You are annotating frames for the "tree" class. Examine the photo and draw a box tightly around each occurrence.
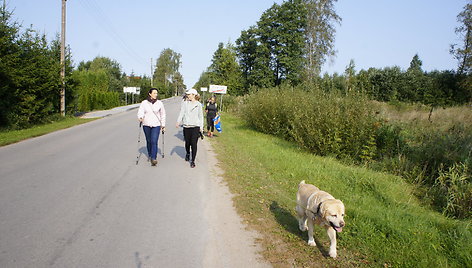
[0,4,21,127]
[450,2,472,102]
[402,54,426,102]
[344,59,356,93]
[235,27,258,89]
[235,0,307,90]
[257,0,307,86]
[303,0,341,81]
[153,48,182,98]
[77,56,123,92]
[451,2,472,75]
[207,42,244,95]
[194,71,212,92]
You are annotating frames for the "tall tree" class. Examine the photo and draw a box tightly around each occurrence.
[257,0,307,86]
[207,42,243,95]
[408,54,423,73]
[236,0,307,89]
[77,56,123,92]
[0,4,21,127]
[303,0,341,81]
[235,27,258,89]
[403,54,426,102]
[344,59,356,93]
[153,48,182,97]
[450,2,472,75]
[450,2,472,102]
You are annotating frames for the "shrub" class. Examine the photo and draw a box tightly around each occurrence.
[242,86,378,161]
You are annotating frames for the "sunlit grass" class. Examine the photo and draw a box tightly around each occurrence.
[210,113,471,267]
[0,117,96,146]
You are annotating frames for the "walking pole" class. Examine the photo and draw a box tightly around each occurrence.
[135,122,142,165]
[161,128,165,158]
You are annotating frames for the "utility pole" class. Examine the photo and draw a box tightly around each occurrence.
[150,58,153,87]
[60,0,67,116]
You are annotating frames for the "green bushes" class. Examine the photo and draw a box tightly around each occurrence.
[240,85,472,218]
[242,86,378,161]
[77,91,120,112]
[73,69,120,112]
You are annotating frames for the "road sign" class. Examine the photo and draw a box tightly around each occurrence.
[209,85,227,94]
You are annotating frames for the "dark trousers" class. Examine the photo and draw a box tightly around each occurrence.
[183,127,200,162]
[206,116,215,132]
[143,126,161,160]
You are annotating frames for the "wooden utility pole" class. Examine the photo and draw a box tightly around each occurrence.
[60,0,67,116]
[150,58,153,87]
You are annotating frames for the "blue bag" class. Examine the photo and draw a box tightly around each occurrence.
[213,114,222,133]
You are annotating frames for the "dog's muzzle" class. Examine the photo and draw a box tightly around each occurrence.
[330,221,345,232]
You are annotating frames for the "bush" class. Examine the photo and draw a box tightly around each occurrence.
[242,86,378,161]
[77,91,120,112]
[240,86,472,218]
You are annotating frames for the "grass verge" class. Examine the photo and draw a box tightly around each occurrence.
[0,117,96,146]
[210,113,471,267]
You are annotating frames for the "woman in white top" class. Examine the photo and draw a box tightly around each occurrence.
[137,88,166,166]
[175,88,203,168]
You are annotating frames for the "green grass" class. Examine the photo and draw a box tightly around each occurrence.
[0,117,96,146]
[210,113,472,267]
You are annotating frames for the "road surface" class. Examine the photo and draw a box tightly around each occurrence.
[0,97,270,268]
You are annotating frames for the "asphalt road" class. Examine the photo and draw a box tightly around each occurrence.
[0,97,270,268]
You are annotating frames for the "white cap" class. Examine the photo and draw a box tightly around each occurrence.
[186,88,198,95]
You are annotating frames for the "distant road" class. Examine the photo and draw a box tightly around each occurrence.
[0,97,270,267]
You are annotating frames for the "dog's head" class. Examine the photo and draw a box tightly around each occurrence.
[321,199,345,232]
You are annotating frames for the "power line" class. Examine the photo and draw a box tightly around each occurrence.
[78,0,147,71]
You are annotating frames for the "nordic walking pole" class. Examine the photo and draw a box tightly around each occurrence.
[161,128,165,158]
[135,122,142,165]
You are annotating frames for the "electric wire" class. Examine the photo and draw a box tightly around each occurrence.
[77,0,148,72]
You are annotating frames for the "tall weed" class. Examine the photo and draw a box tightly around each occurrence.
[432,163,472,218]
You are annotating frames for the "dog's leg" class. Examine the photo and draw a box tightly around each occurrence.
[295,205,308,231]
[307,218,316,246]
[327,227,337,258]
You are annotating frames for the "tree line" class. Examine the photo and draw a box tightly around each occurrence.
[195,0,471,106]
[0,4,184,130]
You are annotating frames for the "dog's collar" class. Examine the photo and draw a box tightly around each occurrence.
[306,193,323,219]
[316,202,323,216]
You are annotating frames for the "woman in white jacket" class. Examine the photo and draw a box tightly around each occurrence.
[137,88,166,166]
[175,88,203,168]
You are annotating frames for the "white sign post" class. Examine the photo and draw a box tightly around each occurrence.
[123,87,140,104]
[201,87,208,104]
[209,84,227,111]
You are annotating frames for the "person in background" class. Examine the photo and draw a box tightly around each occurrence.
[137,88,166,166]
[205,96,218,137]
[175,88,204,168]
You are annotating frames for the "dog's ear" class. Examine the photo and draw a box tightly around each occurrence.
[320,203,329,220]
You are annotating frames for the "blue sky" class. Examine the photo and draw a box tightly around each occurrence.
[9,0,467,88]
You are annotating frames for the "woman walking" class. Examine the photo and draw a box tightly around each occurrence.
[176,88,204,168]
[137,88,166,166]
[205,96,218,137]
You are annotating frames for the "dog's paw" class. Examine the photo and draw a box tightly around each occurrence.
[329,250,337,258]
[307,239,316,247]
[299,224,307,232]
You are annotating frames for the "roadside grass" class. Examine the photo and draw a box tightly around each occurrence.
[0,117,96,146]
[210,113,471,267]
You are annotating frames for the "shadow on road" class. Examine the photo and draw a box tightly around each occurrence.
[170,145,186,159]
